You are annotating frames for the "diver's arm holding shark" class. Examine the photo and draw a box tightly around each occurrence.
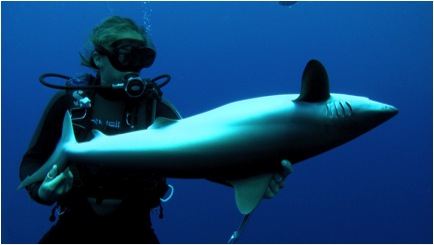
[38,165,73,203]
[19,91,70,205]
[264,160,292,198]
[37,160,292,204]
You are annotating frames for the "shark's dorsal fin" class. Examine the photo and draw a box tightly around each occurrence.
[296,59,330,102]
[148,117,178,129]
[228,173,274,215]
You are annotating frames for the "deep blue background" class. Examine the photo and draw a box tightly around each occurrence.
[2,1,432,244]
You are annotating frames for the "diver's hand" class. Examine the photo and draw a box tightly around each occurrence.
[264,160,293,199]
[38,165,73,203]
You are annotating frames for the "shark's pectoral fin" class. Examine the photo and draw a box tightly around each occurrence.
[228,173,274,215]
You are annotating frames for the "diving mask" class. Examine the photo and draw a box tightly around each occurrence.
[99,39,156,72]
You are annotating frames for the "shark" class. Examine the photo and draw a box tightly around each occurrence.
[18,59,398,214]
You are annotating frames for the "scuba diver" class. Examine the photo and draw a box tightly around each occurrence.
[19,16,292,243]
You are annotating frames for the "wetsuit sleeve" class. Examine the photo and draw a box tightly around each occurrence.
[19,91,70,205]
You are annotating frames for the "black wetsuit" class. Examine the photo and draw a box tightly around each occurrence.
[19,79,181,244]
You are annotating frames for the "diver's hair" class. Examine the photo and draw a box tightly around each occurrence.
[80,16,148,69]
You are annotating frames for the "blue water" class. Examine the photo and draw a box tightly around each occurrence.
[2,1,432,243]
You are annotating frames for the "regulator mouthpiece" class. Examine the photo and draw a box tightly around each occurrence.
[112,74,147,98]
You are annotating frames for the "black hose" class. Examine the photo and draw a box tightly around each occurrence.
[39,73,171,90]
[151,74,171,88]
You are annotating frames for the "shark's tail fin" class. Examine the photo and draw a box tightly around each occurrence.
[17,111,76,190]
[59,110,77,149]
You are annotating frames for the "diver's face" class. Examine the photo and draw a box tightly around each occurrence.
[94,31,145,86]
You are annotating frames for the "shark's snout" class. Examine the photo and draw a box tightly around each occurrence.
[381,104,399,120]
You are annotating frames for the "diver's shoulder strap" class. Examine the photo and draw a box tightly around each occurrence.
[65,74,98,142]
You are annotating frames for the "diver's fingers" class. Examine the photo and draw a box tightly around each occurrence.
[62,167,73,179]
[38,167,72,202]
[271,160,291,188]
[43,165,58,183]
[264,186,275,199]
[264,160,292,199]
[264,177,285,199]
[264,184,279,199]
[62,167,74,191]
[54,167,74,186]
[280,159,293,178]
